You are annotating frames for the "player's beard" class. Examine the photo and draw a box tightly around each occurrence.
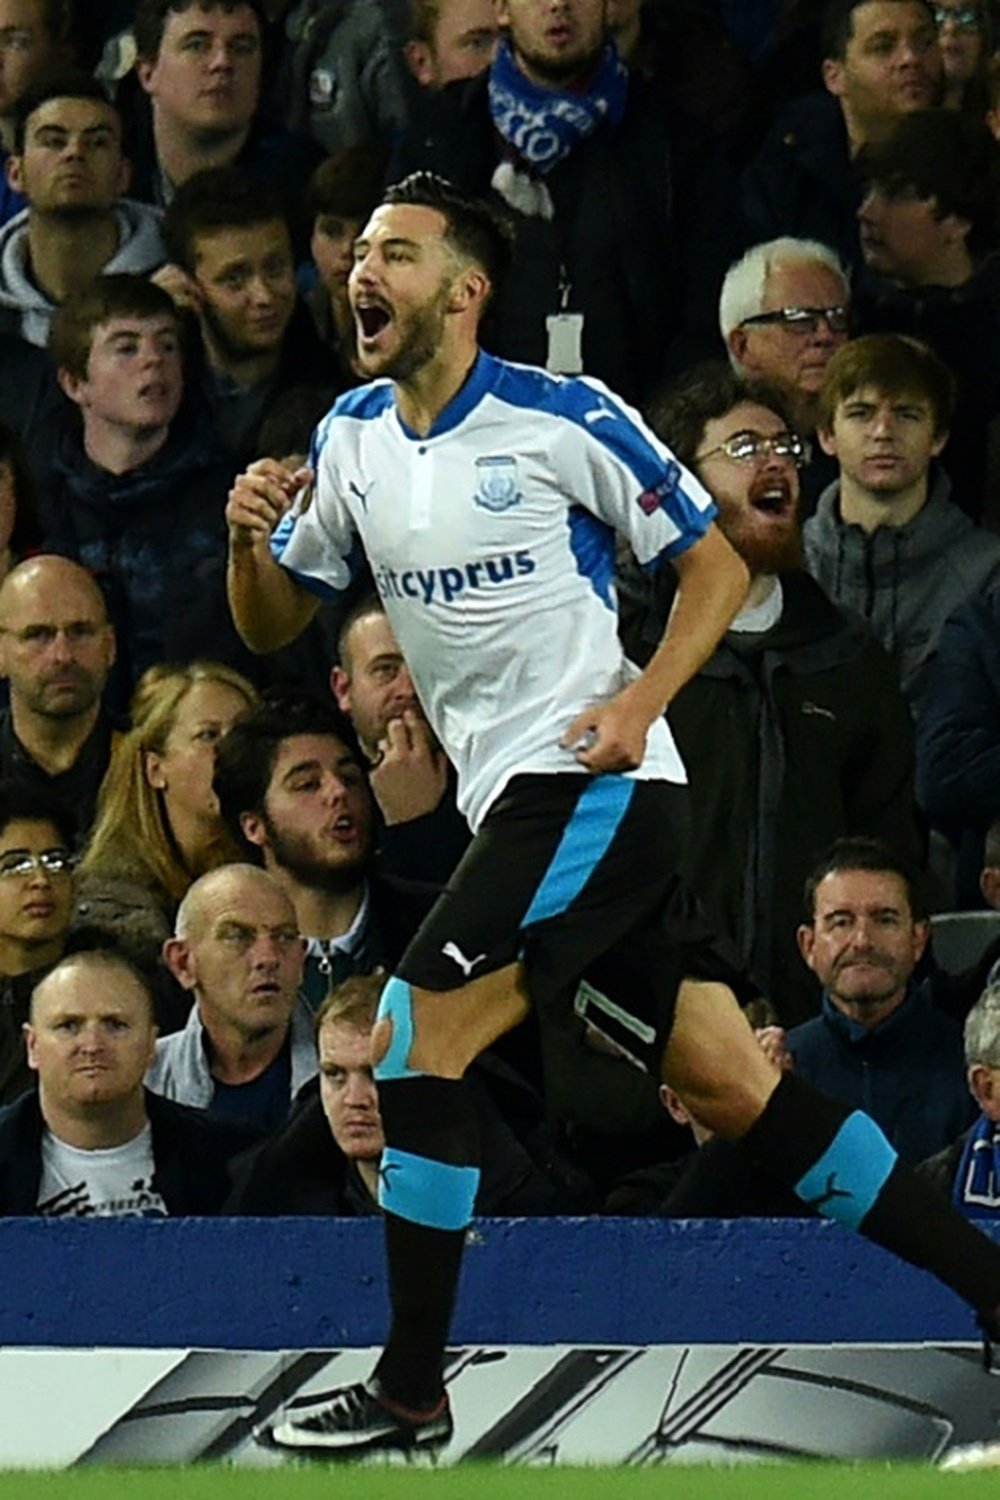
[358,284,450,383]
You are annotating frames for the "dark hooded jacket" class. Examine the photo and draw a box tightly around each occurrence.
[664,570,923,1025]
[803,470,1000,722]
[35,409,254,703]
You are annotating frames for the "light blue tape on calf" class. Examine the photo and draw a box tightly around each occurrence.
[794,1110,898,1230]
[378,1146,480,1230]
[373,975,424,1082]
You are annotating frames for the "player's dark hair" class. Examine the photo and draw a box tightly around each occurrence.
[213,690,363,853]
[133,0,265,62]
[647,361,796,469]
[12,70,118,154]
[162,166,287,274]
[802,836,929,922]
[382,172,515,304]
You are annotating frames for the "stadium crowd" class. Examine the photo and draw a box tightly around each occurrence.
[1,0,1000,1228]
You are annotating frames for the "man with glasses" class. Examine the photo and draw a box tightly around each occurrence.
[0,781,74,1106]
[0,554,117,842]
[721,237,850,510]
[625,363,922,1026]
[931,1,990,110]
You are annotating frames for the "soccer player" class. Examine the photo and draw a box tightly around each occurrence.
[226,172,1000,1458]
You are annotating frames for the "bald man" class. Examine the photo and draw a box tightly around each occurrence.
[150,863,315,1132]
[0,553,117,840]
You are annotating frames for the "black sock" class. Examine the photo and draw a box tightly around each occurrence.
[742,1073,1000,1317]
[372,1075,480,1409]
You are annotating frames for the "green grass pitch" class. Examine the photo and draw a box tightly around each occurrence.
[0,1465,996,1500]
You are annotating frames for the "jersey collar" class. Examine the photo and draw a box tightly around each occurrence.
[395,349,498,441]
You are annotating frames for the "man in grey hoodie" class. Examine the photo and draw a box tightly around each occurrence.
[804,333,1000,720]
[0,73,164,346]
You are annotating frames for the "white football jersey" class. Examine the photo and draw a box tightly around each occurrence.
[273,352,718,830]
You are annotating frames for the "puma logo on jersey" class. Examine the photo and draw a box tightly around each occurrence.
[349,479,374,511]
[442,941,487,979]
[584,408,615,426]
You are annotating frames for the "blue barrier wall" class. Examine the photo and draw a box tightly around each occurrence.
[0,1217,995,1349]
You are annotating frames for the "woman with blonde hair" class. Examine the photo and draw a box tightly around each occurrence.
[74,661,259,982]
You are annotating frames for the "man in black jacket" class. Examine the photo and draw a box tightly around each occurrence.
[392,0,738,404]
[0,947,255,1215]
[623,363,924,1023]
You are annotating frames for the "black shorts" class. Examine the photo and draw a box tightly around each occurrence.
[395,772,739,1073]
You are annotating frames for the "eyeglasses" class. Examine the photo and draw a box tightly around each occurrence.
[0,850,75,880]
[695,431,812,468]
[931,5,983,29]
[740,305,849,336]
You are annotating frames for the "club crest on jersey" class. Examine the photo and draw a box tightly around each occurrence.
[637,460,681,516]
[474,455,522,513]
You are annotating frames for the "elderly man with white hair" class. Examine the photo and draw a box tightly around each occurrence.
[720,237,850,435]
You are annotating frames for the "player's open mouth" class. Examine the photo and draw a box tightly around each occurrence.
[356,304,391,340]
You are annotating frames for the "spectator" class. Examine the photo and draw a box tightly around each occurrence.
[788,836,975,1163]
[41,274,252,693]
[331,593,469,885]
[921,981,1000,1216]
[853,108,1000,519]
[0,554,117,840]
[932,0,992,113]
[402,0,500,91]
[804,333,1000,718]
[129,0,323,217]
[0,948,256,1215]
[76,661,258,969]
[159,167,333,461]
[227,971,596,1214]
[393,0,739,403]
[628,364,923,1024]
[150,863,315,1130]
[0,0,77,227]
[916,585,1000,904]
[0,419,41,578]
[268,0,407,155]
[0,74,165,346]
[0,782,74,1105]
[303,143,387,378]
[742,0,943,277]
[214,692,434,1008]
[720,236,849,509]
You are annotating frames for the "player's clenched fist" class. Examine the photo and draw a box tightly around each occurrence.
[226,458,312,549]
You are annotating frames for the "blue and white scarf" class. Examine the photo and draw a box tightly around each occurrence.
[487,37,628,219]
[953,1114,1000,1217]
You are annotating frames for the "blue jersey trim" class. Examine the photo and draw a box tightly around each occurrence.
[567,505,615,609]
[310,382,395,466]
[271,514,363,601]
[523,776,634,926]
[396,349,497,441]
[378,1147,480,1230]
[795,1111,897,1230]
